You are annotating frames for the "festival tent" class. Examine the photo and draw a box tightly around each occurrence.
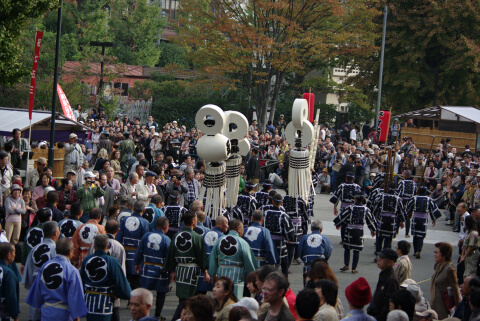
[0,107,93,143]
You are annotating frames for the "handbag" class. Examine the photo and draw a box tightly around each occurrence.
[441,289,455,311]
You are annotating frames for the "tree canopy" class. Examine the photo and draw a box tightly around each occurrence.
[172,0,378,130]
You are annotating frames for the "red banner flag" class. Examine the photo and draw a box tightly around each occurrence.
[28,31,44,120]
[57,84,75,120]
[375,110,391,143]
[302,93,315,123]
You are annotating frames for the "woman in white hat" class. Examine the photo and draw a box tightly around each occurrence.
[4,184,25,245]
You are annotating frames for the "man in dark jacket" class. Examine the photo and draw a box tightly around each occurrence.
[246,148,260,192]
[337,154,356,188]
[367,248,400,321]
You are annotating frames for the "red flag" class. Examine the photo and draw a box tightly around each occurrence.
[375,110,391,143]
[302,93,315,123]
[28,31,44,120]
[57,84,75,120]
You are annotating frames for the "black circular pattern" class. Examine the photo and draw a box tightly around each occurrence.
[42,262,63,290]
[33,244,51,268]
[85,256,107,282]
[26,228,44,248]
[219,236,238,256]
[60,220,76,238]
[175,232,193,252]
[143,208,155,224]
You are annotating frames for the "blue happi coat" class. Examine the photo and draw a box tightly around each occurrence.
[0,259,21,320]
[115,212,153,275]
[298,230,333,274]
[208,230,258,299]
[26,254,88,321]
[80,250,131,321]
[197,227,224,292]
[145,204,165,230]
[134,229,171,293]
[58,218,82,239]
[243,222,279,265]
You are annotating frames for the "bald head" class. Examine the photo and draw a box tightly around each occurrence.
[191,200,203,212]
[215,216,229,233]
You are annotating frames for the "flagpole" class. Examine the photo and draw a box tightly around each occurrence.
[25,119,32,182]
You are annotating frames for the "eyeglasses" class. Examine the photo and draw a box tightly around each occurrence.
[262,287,274,293]
[433,250,440,254]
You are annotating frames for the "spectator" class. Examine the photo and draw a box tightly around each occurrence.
[296,289,320,321]
[258,271,295,321]
[342,277,373,321]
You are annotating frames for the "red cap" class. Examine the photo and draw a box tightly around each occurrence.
[345,277,372,306]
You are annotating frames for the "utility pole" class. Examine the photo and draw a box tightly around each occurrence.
[375,6,388,131]
[89,41,118,97]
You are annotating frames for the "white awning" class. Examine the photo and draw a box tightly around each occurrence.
[440,106,480,124]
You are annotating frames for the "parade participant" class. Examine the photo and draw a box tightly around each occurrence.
[23,222,59,321]
[77,171,105,223]
[196,216,228,294]
[393,240,412,285]
[0,243,21,321]
[134,217,171,319]
[405,186,441,259]
[373,183,406,260]
[117,198,135,223]
[145,194,165,230]
[193,211,210,237]
[341,277,373,321]
[161,190,187,239]
[243,210,279,267]
[330,172,361,243]
[116,200,153,290]
[43,190,64,222]
[20,207,53,275]
[335,193,377,274]
[86,219,126,321]
[129,288,157,321]
[263,194,295,278]
[237,181,259,226]
[283,190,309,266]
[396,170,418,238]
[258,271,295,321]
[209,219,258,299]
[298,220,333,277]
[64,133,84,177]
[366,181,384,212]
[72,208,106,268]
[254,180,274,208]
[119,130,136,173]
[80,234,132,321]
[118,173,140,209]
[367,249,400,321]
[165,210,209,321]
[191,199,213,229]
[26,238,88,321]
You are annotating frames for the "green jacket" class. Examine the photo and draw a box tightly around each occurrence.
[76,183,104,213]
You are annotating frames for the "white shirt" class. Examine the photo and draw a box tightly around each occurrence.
[350,129,357,141]
[460,212,471,239]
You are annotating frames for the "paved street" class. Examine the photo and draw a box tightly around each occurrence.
[17,192,460,320]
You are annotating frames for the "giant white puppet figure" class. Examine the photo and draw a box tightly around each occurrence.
[285,99,314,202]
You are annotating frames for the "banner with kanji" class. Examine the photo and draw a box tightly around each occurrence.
[57,84,75,120]
[375,110,391,143]
[28,31,44,120]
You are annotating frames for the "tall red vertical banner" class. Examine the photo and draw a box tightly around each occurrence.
[302,93,315,123]
[28,31,44,120]
[57,84,75,120]
[375,110,391,143]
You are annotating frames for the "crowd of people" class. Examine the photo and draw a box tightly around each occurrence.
[0,109,478,321]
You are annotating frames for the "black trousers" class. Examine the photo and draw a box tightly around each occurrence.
[155,291,166,317]
[344,249,360,270]
[375,235,392,253]
[405,217,411,236]
[413,236,424,253]
[111,307,120,321]
[127,274,140,290]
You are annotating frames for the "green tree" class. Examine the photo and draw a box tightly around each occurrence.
[351,0,480,113]
[0,0,58,86]
[173,0,378,131]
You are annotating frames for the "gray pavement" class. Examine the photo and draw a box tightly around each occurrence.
[16,191,460,320]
